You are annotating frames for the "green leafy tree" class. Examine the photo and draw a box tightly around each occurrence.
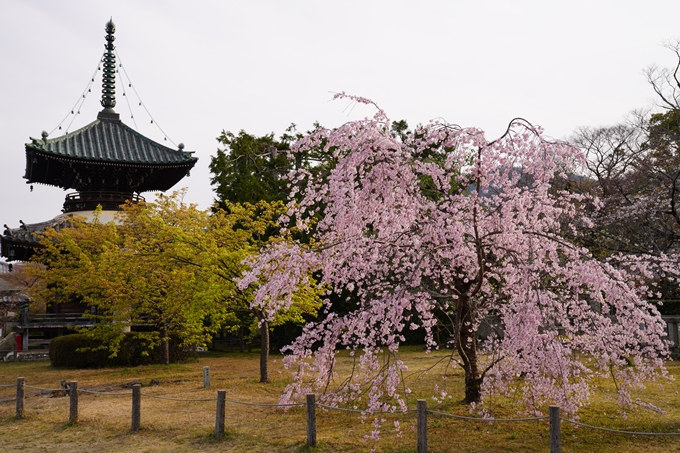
[210,129,294,205]
[28,201,214,364]
[210,124,339,206]
[196,200,322,382]
[209,125,335,375]
[28,193,320,374]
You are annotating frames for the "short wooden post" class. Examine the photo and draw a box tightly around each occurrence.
[203,366,210,388]
[215,390,226,438]
[131,383,141,431]
[417,399,427,453]
[69,381,78,424]
[549,406,561,453]
[15,377,24,419]
[306,393,317,447]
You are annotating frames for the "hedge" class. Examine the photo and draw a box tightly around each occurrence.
[49,332,167,368]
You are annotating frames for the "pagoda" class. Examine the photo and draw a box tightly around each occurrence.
[1,20,198,262]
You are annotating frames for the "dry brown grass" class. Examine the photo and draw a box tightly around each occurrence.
[0,348,678,453]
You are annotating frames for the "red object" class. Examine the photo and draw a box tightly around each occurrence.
[15,334,22,352]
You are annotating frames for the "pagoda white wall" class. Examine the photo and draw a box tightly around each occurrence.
[63,209,121,224]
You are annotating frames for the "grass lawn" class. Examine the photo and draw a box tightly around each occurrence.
[0,347,678,453]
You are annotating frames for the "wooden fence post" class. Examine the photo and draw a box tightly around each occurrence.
[306,393,317,447]
[215,390,226,438]
[550,406,561,453]
[69,381,78,424]
[15,377,24,419]
[417,399,427,453]
[131,383,141,431]
[203,366,210,388]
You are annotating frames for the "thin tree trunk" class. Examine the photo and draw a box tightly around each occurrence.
[239,327,245,353]
[455,295,481,404]
[161,322,170,365]
[259,320,270,383]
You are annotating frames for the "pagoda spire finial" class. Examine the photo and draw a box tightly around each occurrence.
[100,18,116,110]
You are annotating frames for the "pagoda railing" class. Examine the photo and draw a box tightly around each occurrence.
[62,191,145,213]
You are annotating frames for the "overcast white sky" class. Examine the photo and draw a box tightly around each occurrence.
[2,0,680,231]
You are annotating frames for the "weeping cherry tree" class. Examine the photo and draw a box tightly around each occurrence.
[239,94,671,418]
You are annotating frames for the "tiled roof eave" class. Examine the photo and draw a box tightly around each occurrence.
[25,118,198,166]
[26,146,197,168]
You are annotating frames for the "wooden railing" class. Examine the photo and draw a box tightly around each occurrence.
[62,191,145,213]
[18,313,95,328]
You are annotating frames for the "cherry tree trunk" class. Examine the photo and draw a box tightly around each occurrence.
[455,295,481,404]
[260,320,270,383]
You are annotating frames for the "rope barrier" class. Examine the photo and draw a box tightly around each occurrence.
[222,396,303,407]
[0,382,297,406]
[24,385,63,392]
[317,403,415,414]
[2,380,679,438]
[317,403,366,413]
[78,389,132,396]
[429,409,548,422]
[139,393,216,402]
[563,418,680,436]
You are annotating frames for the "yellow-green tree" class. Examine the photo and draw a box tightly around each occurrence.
[29,192,321,373]
[110,194,214,364]
[191,200,321,381]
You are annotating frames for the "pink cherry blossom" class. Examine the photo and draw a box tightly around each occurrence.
[239,94,671,422]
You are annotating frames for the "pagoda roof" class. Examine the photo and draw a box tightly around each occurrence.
[26,114,197,167]
[24,114,198,193]
[23,19,197,193]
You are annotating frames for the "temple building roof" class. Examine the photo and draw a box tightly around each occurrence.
[21,18,197,194]
[2,217,73,262]
[27,118,196,166]
[0,278,30,305]
[25,117,197,192]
